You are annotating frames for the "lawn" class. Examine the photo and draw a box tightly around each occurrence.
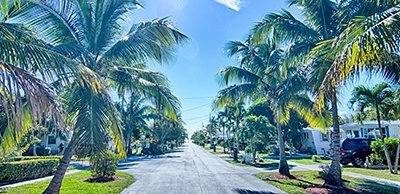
[288,158,332,165]
[2,171,134,194]
[343,167,400,182]
[225,158,279,169]
[255,170,399,194]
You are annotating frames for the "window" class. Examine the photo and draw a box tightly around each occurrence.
[48,135,56,145]
[353,131,360,138]
[303,132,309,139]
[321,133,328,141]
[345,130,353,138]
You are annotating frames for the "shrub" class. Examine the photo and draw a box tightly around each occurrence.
[371,138,399,164]
[318,164,330,179]
[12,156,62,162]
[90,151,120,179]
[312,155,322,162]
[0,159,60,183]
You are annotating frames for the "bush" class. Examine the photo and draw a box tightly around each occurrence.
[318,164,330,179]
[12,156,62,162]
[22,146,52,156]
[0,159,60,183]
[371,138,399,164]
[90,151,120,179]
[312,155,322,162]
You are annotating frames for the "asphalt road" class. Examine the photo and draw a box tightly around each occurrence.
[119,142,285,194]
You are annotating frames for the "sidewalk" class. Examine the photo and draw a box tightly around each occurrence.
[0,170,81,191]
[284,160,400,189]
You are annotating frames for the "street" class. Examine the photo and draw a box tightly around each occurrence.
[120,142,286,194]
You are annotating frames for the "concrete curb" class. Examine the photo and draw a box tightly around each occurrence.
[0,170,81,191]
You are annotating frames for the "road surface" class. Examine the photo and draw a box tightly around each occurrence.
[120,142,285,194]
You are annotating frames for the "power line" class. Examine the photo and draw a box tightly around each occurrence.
[180,96,215,100]
[184,114,209,121]
[182,102,212,112]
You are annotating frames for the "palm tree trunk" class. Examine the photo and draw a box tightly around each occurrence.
[394,141,400,174]
[33,143,37,156]
[324,91,343,188]
[376,106,394,173]
[223,127,226,153]
[277,120,290,175]
[42,137,77,194]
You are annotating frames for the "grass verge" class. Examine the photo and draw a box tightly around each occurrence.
[255,170,399,194]
[2,171,134,194]
[288,158,331,165]
[343,167,400,182]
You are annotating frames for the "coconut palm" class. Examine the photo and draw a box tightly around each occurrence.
[349,82,394,173]
[5,1,187,193]
[0,2,83,158]
[214,37,328,175]
[116,94,152,154]
[251,0,400,187]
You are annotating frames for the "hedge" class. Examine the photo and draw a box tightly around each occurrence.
[371,138,400,165]
[0,159,60,184]
[11,156,62,162]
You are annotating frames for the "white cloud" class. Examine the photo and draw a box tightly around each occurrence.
[215,0,244,11]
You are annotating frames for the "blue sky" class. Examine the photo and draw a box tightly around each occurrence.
[133,0,385,135]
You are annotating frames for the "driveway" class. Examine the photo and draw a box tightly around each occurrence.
[120,142,285,194]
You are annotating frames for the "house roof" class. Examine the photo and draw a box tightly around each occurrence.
[340,120,400,128]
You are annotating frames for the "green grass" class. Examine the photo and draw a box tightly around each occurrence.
[225,158,279,169]
[344,167,400,182]
[288,158,331,165]
[2,171,134,194]
[255,170,399,194]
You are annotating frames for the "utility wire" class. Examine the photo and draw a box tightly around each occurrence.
[182,102,212,112]
[180,96,215,100]
[184,114,209,121]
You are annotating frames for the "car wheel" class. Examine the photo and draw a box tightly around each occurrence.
[351,156,365,167]
[340,160,350,165]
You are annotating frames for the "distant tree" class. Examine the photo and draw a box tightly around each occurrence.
[349,82,395,173]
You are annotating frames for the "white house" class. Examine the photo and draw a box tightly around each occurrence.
[39,131,72,154]
[340,120,400,140]
[301,127,331,155]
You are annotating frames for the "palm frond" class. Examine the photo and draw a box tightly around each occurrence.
[213,84,260,110]
[66,84,125,157]
[216,66,263,87]
[9,0,87,45]
[100,18,188,66]
[252,10,320,44]
[287,0,338,39]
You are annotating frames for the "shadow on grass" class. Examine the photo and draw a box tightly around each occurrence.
[234,188,277,194]
[355,180,400,193]
[69,162,90,170]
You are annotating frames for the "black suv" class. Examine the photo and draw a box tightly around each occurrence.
[340,138,374,167]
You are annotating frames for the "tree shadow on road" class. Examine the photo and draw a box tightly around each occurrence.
[117,162,139,170]
[234,188,279,194]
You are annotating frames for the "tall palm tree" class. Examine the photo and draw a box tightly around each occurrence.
[214,37,328,175]
[251,0,400,187]
[251,0,343,185]
[116,94,152,154]
[0,2,82,158]
[217,108,230,153]
[6,1,187,193]
[349,82,394,173]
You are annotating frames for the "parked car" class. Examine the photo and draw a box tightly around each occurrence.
[340,138,374,167]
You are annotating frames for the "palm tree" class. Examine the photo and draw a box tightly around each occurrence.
[251,0,343,185]
[116,94,152,154]
[0,2,81,158]
[251,0,400,187]
[349,82,394,173]
[217,108,230,153]
[214,37,328,175]
[5,1,187,193]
